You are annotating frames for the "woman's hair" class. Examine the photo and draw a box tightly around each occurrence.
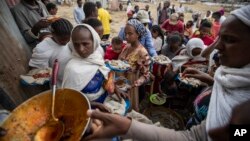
[83,2,97,17]
[178,12,184,17]
[166,32,182,45]
[212,11,221,21]
[200,19,212,29]
[46,3,56,12]
[151,25,164,46]
[111,36,123,45]
[96,1,102,8]
[186,20,194,27]
[83,18,102,29]
[50,18,73,36]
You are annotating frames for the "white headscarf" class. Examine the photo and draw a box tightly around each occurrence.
[186,38,206,61]
[206,5,250,138]
[62,24,109,100]
[172,38,206,71]
[231,5,250,27]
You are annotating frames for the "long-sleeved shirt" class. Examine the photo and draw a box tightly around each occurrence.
[11,0,49,47]
[29,37,72,87]
[161,20,184,35]
[124,120,208,141]
[73,5,85,24]
[118,27,157,57]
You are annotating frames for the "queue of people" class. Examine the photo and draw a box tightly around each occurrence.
[4,0,250,140]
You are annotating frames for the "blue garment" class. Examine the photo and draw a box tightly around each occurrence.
[81,71,131,114]
[74,5,85,24]
[81,71,107,103]
[81,71,105,94]
[118,27,157,57]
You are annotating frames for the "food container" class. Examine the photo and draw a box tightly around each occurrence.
[105,60,131,72]
[0,88,91,141]
[149,93,167,105]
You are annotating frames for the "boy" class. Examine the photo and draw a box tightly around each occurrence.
[46,3,58,15]
[104,37,126,60]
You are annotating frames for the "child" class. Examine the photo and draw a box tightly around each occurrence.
[46,3,58,15]
[184,20,194,40]
[29,18,73,87]
[104,36,126,60]
[151,25,164,54]
[161,33,184,59]
[211,11,221,38]
[83,18,104,39]
[192,20,214,46]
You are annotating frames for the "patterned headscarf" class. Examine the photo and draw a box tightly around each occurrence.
[127,19,147,37]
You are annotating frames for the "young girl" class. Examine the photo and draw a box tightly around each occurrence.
[29,18,73,87]
[152,33,184,93]
[184,20,194,40]
[192,20,214,46]
[161,33,184,59]
[118,19,151,111]
[211,11,221,38]
[151,25,164,54]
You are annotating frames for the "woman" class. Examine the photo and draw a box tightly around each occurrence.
[29,18,73,87]
[118,19,151,112]
[83,6,250,141]
[62,24,127,114]
[171,38,207,72]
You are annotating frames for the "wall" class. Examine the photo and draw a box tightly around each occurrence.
[0,0,32,110]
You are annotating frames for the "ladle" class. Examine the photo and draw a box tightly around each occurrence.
[34,59,64,141]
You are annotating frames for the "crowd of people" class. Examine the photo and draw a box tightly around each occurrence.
[2,0,250,140]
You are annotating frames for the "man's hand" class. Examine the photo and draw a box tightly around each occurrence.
[114,86,129,101]
[91,102,111,113]
[82,110,132,141]
[31,19,51,36]
[183,68,214,86]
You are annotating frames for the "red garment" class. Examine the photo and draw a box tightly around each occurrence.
[192,34,214,46]
[104,43,126,60]
[161,20,184,34]
[211,21,221,38]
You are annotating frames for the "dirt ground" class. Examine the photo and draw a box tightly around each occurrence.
[57,0,223,39]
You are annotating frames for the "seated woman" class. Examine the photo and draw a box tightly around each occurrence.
[62,24,128,115]
[29,18,73,87]
[118,19,151,112]
[172,38,207,73]
[158,38,208,102]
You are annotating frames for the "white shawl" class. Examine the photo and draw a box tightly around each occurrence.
[62,24,110,101]
[206,64,250,131]
[29,37,72,87]
[206,5,250,133]
[172,38,206,71]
